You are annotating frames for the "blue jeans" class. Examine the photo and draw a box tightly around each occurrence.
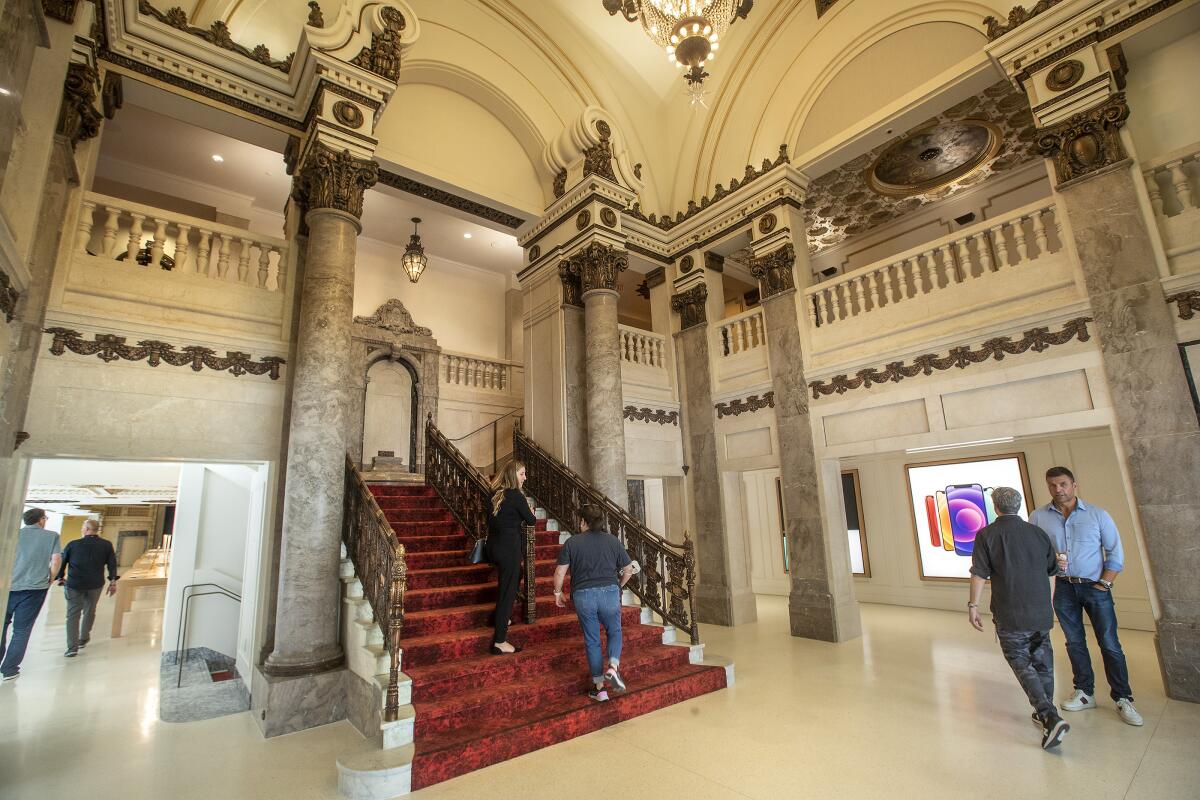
[1053,580,1132,701]
[573,584,623,681]
[1,589,49,677]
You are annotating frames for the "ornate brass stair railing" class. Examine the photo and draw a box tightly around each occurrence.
[342,455,407,722]
[513,424,700,645]
[425,415,537,624]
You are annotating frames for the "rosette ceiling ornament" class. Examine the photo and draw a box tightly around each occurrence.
[602,1,752,92]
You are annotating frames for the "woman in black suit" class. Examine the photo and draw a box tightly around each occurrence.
[487,459,535,654]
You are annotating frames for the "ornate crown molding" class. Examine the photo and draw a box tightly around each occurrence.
[349,5,406,81]
[671,283,708,330]
[43,0,82,23]
[137,1,293,72]
[293,144,379,218]
[57,62,103,148]
[982,0,1066,41]
[0,269,20,323]
[560,242,629,295]
[45,327,286,379]
[1167,290,1200,320]
[1037,93,1129,186]
[750,243,796,300]
[715,391,774,419]
[354,298,432,337]
[623,406,679,426]
[809,317,1092,399]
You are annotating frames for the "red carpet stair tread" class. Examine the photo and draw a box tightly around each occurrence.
[367,483,727,791]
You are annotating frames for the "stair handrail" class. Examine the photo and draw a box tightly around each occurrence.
[343,454,407,723]
[513,422,700,645]
[446,409,525,477]
[425,414,538,623]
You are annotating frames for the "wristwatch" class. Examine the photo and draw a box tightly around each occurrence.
[967,602,979,609]
[1097,579,1113,590]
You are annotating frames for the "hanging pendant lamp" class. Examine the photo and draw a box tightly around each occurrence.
[402,217,428,283]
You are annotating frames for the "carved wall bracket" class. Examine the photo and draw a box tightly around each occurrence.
[1037,93,1129,186]
[44,327,286,379]
[0,269,20,323]
[1167,290,1200,320]
[349,6,406,81]
[559,242,628,294]
[750,243,796,300]
[715,391,775,419]
[809,317,1092,398]
[57,62,103,148]
[137,1,294,72]
[558,263,583,308]
[623,406,679,426]
[293,145,379,219]
[671,283,708,330]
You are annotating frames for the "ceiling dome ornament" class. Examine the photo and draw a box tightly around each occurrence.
[602,1,752,88]
[865,121,1003,198]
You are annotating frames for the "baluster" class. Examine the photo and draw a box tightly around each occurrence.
[883,264,899,305]
[955,237,972,280]
[455,357,463,385]
[216,233,232,278]
[274,248,286,291]
[868,269,885,308]
[1169,160,1195,210]
[639,335,649,364]
[257,246,270,288]
[237,237,253,282]
[1031,210,1049,258]
[474,360,482,387]
[174,224,191,273]
[809,294,821,326]
[818,287,831,325]
[901,258,917,298]
[849,272,866,315]
[101,206,120,256]
[836,283,850,320]
[990,225,1008,269]
[1144,172,1164,217]
[126,213,146,262]
[978,233,994,273]
[926,249,943,293]
[656,338,665,366]
[150,218,167,267]
[196,230,212,275]
[937,243,957,284]
[75,200,96,254]
[1013,218,1030,263]
[620,331,628,362]
[736,319,747,351]
[500,364,508,390]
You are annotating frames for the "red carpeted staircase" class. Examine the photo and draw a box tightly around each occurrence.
[369,482,728,791]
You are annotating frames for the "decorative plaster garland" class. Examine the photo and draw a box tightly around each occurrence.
[1166,291,1200,320]
[623,406,679,426]
[715,392,775,419]
[44,327,286,380]
[808,317,1092,399]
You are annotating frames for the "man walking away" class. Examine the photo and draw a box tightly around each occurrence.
[968,487,1066,750]
[1,508,62,681]
[1029,466,1142,726]
[554,504,636,702]
[59,519,118,657]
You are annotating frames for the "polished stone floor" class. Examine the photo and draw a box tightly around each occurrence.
[2,591,1197,800]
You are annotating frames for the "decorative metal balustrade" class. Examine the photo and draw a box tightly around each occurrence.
[342,455,406,722]
[513,424,699,645]
[425,415,536,624]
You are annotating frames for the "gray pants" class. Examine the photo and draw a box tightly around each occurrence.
[997,627,1056,718]
[65,587,102,651]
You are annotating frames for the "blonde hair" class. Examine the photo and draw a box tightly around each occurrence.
[491,460,526,516]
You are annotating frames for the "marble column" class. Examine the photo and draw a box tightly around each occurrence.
[1039,95,1200,701]
[565,242,629,507]
[752,245,861,642]
[558,266,591,480]
[671,280,757,626]
[263,145,378,678]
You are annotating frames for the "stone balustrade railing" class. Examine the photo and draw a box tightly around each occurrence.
[441,352,516,391]
[804,199,1063,327]
[717,307,766,357]
[619,325,667,369]
[77,192,288,291]
[1143,143,1200,274]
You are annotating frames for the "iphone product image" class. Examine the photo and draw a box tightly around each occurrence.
[946,483,988,556]
[924,495,941,548]
[984,487,997,524]
[935,490,954,552]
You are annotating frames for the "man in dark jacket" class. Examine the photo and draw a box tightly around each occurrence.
[967,486,1064,749]
[59,519,118,657]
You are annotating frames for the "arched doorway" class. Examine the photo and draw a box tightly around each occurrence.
[362,357,420,470]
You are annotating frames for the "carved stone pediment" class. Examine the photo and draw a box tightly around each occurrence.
[354,298,433,337]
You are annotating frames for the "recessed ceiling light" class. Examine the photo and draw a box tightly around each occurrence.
[211,154,224,163]
[463,233,472,239]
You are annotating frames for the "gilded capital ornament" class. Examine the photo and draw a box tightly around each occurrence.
[349,6,406,82]
[1037,93,1130,187]
[56,62,103,148]
[750,243,796,299]
[558,261,583,308]
[293,145,379,219]
[671,283,708,330]
[560,242,628,295]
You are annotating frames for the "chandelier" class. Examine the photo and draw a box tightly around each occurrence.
[602,1,752,86]
[401,217,428,283]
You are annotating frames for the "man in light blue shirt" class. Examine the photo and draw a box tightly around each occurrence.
[1028,466,1141,727]
[2,508,62,681]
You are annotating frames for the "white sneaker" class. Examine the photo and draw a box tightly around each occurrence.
[1116,698,1144,727]
[1061,690,1095,711]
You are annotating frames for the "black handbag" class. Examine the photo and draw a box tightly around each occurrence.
[468,537,487,564]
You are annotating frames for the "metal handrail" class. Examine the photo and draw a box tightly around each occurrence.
[174,582,242,688]
[513,421,699,645]
[447,409,525,476]
[446,408,525,443]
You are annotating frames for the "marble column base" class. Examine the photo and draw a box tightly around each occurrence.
[789,586,863,643]
[262,641,345,676]
[251,664,349,737]
[696,584,757,627]
[1157,622,1200,703]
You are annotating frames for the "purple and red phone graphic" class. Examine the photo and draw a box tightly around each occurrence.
[924,484,990,556]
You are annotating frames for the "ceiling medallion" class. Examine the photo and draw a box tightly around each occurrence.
[602,1,753,87]
[865,120,1002,198]
[402,217,428,283]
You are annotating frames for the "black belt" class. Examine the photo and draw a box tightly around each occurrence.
[1057,576,1095,584]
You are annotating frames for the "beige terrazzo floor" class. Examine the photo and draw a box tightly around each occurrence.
[2,592,1197,800]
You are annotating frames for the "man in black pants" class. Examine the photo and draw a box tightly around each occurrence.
[967,486,1065,750]
[59,519,118,657]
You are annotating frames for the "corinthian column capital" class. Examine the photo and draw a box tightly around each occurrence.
[293,144,379,219]
[750,243,796,300]
[1036,93,1130,187]
[671,283,708,330]
[561,242,628,295]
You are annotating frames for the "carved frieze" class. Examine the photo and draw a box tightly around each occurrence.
[623,406,679,426]
[44,327,286,379]
[750,244,796,300]
[715,391,775,419]
[57,62,103,148]
[293,144,379,219]
[0,269,20,323]
[349,7,407,82]
[982,0,1066,41]
[1167,291,1200,321]
[376,169,522,229]
[560,242,628,294]
[808,317,1092,398]
[354,299,433,337]
[42,0,81,23]
[1037,93,1129,186]
[671,283,708,330]
[137,1,294,72]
